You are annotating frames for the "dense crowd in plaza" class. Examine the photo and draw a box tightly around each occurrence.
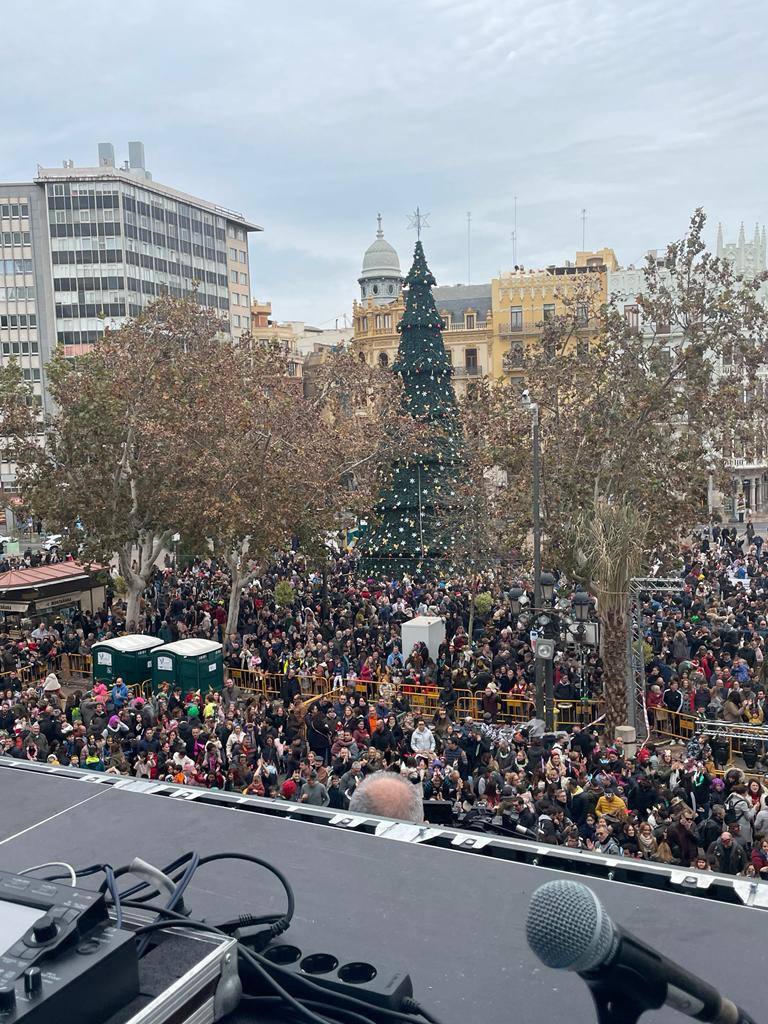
[2,520,768,878]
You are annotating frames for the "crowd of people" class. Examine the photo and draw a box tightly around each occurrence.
[2,519,768,879]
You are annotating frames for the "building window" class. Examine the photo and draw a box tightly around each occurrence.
[239,272,247,284]
[465,347,478,372]
[361,316,368,332]
[655,320,670,335]
[375,314,382,329]
[577,335,589,360]
[465,313,476,330]
[229,247,238,260]
[510,306,523,331]
[379,352,389,367]
[372,284,379,294]
[383,314,392,329]
[543,304,555,322]
[576,303,588,326]
[238,250,247,264]
[388,284,394,294]
[230,270,238,283]
[624,304,639,329]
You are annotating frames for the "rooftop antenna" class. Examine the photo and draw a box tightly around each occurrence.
[467,211,471,284]
[407,206,430,240]
[512,194,518,266]
[581,207,587,251]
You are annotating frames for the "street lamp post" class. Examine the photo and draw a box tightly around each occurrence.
[523,397,544,719]
[509,580,596,731]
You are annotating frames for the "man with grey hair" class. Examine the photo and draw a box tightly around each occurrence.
[348,771,424,824]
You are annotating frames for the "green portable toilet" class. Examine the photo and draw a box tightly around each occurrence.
[151,638,224,697]
[91,634,166,686]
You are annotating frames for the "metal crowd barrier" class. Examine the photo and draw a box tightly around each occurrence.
[47,653,768,763]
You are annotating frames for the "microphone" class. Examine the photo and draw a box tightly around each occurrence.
[526,880,755,1024]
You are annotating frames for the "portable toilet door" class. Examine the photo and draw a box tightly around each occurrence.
[152,647,178,695]
[92,643,118,685]
[175,641,223,696]
[202,644,224,693]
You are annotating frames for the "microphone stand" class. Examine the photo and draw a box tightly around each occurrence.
[583,972,664,1024]
[582,963,666,1024]
[581,942,758,1024]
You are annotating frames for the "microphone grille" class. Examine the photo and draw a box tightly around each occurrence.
[526,880,614,972]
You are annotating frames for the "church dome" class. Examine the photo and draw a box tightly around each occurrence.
[360,216,401,280]
[359,216,403,305]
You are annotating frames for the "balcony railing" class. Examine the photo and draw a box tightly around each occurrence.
[499,324,536,336]
[452,365,483,377]
[444,320,489,332]
[727,456,768,470]
[502,350,524,372]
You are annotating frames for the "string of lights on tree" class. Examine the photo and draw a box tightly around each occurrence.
[361,240,468,579]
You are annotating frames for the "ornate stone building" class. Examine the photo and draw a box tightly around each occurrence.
[491,248,618,381]
[717,222,766,279]
[352,218,492,396]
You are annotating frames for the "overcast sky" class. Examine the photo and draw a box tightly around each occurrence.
[2,0,766,326]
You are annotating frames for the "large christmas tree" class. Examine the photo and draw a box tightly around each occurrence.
[361,240,466,578]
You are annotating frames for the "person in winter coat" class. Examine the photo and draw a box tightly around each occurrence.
[672,630,690,664]
[666,812,700,866]
[111,678,129,710]
[750,837,768,879]
[411,719,436,754]
[102,715,129,743]
[592,822,621,855]
[708,832,748,874]
[663,681,685,713]
[724,784,753,844]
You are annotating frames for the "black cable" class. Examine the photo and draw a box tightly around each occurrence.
[124,908,437,1024]
[195,852,295,937]
[243,993,378,1024]
[41,854,441,1024]
[103,865,122,929]
[401,1000,443,1024]
[135,852,199,958]
[113,852,197,904]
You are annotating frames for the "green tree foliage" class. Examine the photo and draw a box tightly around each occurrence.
[362,241,467,577]
[468,211,768,737]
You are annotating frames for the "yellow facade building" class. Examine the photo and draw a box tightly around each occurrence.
[351,222,618,392]
[490,248,618,380]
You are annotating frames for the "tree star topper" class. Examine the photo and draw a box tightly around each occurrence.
[407,206,430,240]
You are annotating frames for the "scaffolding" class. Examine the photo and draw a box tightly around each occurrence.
[626,578,683,742]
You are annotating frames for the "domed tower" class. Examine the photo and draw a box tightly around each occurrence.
[359,214,402,304]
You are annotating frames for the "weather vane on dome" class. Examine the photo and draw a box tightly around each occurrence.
[407,206,430,240]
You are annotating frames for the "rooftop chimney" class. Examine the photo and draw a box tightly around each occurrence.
[128,141,145,170]
[98,142,115,168]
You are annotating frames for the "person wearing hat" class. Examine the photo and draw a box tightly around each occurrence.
[43,672,61,696]
[103,715,128,742]
[595,785,627,819]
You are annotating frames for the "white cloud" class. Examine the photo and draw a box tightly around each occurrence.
[0,0,766,322]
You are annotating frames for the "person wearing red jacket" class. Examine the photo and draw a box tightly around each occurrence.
[750,837,768,879]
